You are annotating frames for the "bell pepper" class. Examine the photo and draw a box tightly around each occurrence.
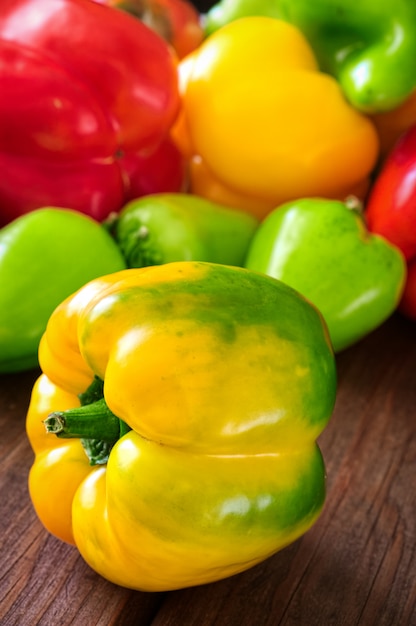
[204,0,416,113]
[26,261,336,591]
[0,208,127,373]
[119,136,186,203]
[0,0,181,226]
[94,0,204,59]
[365,124,416,322]
[245,198,406,352]
[366,125,416,262]
[172,17,379,220]
[110,192,258,267]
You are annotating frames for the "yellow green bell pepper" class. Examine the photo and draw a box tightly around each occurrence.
[26,261,336,591]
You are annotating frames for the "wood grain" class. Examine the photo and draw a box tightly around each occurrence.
[1,314,415,625]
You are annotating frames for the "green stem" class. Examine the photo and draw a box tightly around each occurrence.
[44,377,132,465]
[44,398,122,443]
[78,376,105,406]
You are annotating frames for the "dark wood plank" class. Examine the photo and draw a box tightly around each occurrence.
[1,314,415,625]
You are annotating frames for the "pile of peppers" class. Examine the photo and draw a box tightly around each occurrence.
[0,0,414,593]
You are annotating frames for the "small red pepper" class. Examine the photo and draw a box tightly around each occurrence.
[366,124,416,319]
[366,124,416,261]
[0,0,182,226]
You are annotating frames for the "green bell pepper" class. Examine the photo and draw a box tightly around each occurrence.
[204,0,416,112]
[0,208,126,373]
[110,193,259,268]
[245,198,407,352]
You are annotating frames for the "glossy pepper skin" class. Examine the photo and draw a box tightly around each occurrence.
[172,17,379,219]
[204,0,416,113]
[366,125,416,262]
[245,198,406,352]
[366,125,416,321]
[0,208,126,373]
[27,262,336,591]
[0,0,181,226]
[111,193,259,267]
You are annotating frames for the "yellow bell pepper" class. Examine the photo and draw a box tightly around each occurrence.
[172,17,379,219]
[26,261,336,591]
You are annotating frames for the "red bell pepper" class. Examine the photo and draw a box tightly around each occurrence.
[0,0,182,226]
[366,124,416,261]
[366,124,416,319]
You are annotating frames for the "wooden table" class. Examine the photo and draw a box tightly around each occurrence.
[1,313,415,625]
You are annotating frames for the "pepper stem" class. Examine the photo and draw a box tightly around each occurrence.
[43,376,131,466]
[344,194,364,214]
[44,398,122,443]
